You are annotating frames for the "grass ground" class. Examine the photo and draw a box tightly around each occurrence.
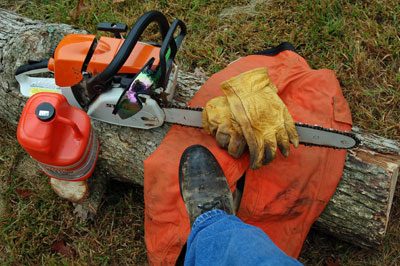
[0,0,399,265]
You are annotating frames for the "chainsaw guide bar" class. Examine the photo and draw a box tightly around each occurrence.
[161,103,360,150]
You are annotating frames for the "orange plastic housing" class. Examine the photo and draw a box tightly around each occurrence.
[17,93,99,181]
[48,34,161,87]
[48,35,95,87]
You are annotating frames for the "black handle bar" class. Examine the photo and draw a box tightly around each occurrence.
[15,59,49,75]
[158,18,186,88]
[87,10,170,90]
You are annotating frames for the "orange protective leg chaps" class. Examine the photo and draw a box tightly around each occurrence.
[144,46,352,265]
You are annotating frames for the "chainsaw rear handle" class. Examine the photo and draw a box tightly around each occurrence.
[87,10,170,92]
[15,59,49,75]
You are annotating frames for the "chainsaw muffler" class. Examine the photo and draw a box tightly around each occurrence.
[17,92,99,181]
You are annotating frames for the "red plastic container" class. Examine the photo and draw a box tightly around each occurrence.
[17,93,99,181]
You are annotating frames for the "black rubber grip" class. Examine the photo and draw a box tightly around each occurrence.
[88,11,170,87]
[15,59,49,75]
[254,42,296,56]
[158,19,187,88]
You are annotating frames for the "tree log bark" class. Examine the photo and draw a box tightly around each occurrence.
[315,128,400,248]
[0,9,398,248]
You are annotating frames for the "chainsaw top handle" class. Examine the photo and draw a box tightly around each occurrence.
[86,10,186,93]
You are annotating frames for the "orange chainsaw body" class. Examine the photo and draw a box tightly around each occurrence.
[48,34,161,87]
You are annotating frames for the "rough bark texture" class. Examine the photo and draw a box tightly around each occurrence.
[315,128,400,248]
[72,161,111,220]
[0,9,399,248]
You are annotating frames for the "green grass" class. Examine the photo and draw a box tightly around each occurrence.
[0,121,147,264]
[0,0,399,265]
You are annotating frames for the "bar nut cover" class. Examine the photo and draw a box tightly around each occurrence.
[17,92,99,181]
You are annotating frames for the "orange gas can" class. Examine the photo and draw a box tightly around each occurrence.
[17,93,99,181]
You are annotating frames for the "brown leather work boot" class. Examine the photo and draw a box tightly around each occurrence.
[179,145,235,225]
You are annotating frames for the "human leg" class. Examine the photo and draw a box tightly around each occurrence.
[179,145,301,266]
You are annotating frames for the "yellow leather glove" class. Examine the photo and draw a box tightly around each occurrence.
[202,96,247,158]
[221,67,299,169]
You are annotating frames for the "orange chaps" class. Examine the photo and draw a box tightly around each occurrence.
[144,47,352,265]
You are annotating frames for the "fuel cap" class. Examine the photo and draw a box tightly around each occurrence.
[35,102,55,122]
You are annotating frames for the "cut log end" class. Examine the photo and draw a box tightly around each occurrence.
[315,131,400,248]
[50,178,89,203]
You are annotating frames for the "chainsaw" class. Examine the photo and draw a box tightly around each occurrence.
[15,11,359,150]
[16,11,184,129]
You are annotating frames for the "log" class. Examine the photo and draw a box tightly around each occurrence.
[315,128,400,248]
[0,9,398,248]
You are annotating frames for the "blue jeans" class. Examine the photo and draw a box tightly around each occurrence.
[185,209,302,266]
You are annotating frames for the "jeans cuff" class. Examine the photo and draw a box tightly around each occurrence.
[192,209,226,229]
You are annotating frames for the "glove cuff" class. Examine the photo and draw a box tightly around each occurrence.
[220,67,277,96]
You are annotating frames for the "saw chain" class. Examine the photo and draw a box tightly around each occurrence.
[160,103,360,150]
